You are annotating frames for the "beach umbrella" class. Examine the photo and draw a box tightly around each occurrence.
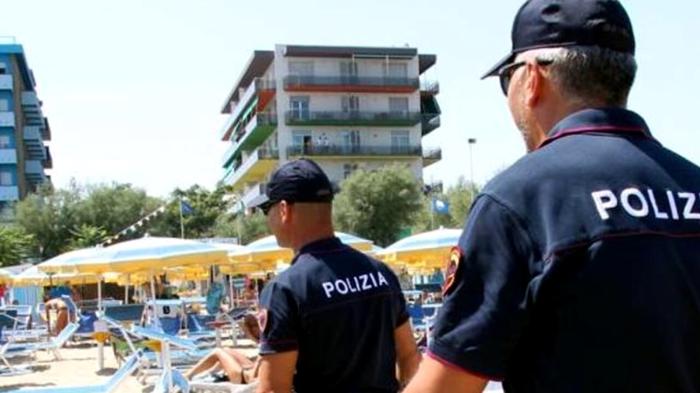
[376,228,462,270]
[13,265,107,287]
[230,232,374,265]
[0,269,14,285]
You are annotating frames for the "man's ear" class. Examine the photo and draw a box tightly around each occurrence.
[525,62,544,107]
[279,200,291,224]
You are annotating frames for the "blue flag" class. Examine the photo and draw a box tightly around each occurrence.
[432,198,450,215]
[180,200,194,215]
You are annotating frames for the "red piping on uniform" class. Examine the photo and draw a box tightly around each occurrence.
[538,126,648,149]
[425,350,503,381]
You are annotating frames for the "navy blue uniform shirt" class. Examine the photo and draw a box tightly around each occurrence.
[430,108,700,392]
[259,237,409,393]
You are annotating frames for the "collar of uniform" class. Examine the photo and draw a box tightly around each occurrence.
[538,107,654,150]
[292,236,344,263]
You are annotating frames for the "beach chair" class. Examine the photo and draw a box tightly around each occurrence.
[3,349,143,393]
[0,318,35,376]
[5,322,80,361]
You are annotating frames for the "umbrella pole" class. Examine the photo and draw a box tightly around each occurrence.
[124,274,130,305]
[97,276,102,313]
[228,275,234,309]
[150,272,160,328]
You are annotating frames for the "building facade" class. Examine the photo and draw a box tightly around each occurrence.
[218,45,440,213]
[0,38,52,210]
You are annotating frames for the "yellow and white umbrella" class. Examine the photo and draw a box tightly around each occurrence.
[13,265,110,287]
[0,269,14,285]
[377,228,462,271]
[230,232,375,268]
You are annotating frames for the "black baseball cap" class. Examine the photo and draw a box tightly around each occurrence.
[250,158,334,211]
[482,0,635,79]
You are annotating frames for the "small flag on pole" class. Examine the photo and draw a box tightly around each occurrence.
[432,198,450,215]
[180,200,194,215]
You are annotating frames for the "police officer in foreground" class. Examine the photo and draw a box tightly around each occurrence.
[404,1,700,392]
[250,158,420,393]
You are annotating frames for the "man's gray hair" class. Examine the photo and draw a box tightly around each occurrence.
[524,46,637,107]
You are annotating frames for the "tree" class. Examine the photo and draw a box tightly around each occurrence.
[15,181,161,258]
[0,225,35,266]
[148,184,228,239]
[67,224,108,250]
[444,176,479,227]
[15,182,82,259]
[333,165,423,247]
[213,211,270,244]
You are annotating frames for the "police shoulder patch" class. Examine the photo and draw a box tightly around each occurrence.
[442,246,462,295]
[257,308,268,333]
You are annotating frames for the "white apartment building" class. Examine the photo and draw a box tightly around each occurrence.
[218,45,441,213]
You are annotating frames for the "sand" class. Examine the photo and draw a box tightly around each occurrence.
[0,338,259,393]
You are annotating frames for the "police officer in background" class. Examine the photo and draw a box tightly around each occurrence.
[251,158,420,393]
[405,1,700,392]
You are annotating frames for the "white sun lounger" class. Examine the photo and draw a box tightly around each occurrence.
[5,350,143,393]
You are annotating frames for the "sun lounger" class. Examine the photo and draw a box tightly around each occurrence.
[4,349,143,393]
[5,322,80,361]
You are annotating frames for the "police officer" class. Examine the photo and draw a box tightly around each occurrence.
[250,158,420,393]
[404,1,700,392]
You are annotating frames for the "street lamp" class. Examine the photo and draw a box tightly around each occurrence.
[467,138,477,203]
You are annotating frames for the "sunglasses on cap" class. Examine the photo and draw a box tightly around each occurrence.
[497,58,553,96]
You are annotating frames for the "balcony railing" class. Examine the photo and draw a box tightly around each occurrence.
[285,110,421,127]
[421,113,441,136]
[223,148,279,188]
[422,147,442,161]
[420,80,440,95]
[0,75,13,90]
[222,112,278,167]
[0,112,15,127]
[287,144,423,157]
[221,78,276,141]
[0,186,19,202]
[284,75,419,91]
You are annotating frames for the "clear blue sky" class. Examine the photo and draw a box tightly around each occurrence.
[3,1,698,197]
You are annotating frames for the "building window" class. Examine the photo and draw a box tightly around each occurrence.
[391,130,410,154]
[289,96,310,120]
[389,97,409,114]
[0,63,6,75]
[289,61,314,77]
[340,61,358,79]
[343,163,359,179]
[0,170,13,186]
[0,99,8,112]
[292,130,313,154]
[0,135,10,149]
[385,63,408,79]
[341,130,361,153]
[341,96,360,113]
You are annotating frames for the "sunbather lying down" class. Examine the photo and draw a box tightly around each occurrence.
[184,313,261,384]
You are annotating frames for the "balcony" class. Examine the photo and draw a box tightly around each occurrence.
[422,147,442,167]
[285,111,421,127]
[421,113,441,136]
[420,80,440,95]
[0,112,15,127]
[43,146,52,169]
[21,92,44,124]
[241,183,267,209]
[287,144,424,158]
[0,186,19,202]
[221,112,277,168]
[223,148,279,190]
[23,126,46,160]
[0,75,13,90]
[219,78,276,141]
[0,149,17,164]
[284,75,419,93]
[25,159,44,174]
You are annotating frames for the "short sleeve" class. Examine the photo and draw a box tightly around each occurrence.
[428,195,536,379]
[258,280,300,355]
